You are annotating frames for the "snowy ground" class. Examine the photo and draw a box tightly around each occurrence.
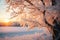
[0,27,53,40]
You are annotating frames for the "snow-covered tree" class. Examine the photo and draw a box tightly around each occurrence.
[5,0,60,40]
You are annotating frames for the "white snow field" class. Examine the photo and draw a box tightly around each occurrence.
[0,27,53,40]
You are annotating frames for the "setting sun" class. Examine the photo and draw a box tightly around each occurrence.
[3,19,10,23]
[0,12,10,22]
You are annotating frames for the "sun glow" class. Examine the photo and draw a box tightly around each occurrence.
[0,12,10,23]
[4,19,10,23]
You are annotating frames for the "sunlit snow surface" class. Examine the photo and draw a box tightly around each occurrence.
[0,27,53,40]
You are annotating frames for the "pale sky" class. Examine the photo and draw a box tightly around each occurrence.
[0,0,10,22]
